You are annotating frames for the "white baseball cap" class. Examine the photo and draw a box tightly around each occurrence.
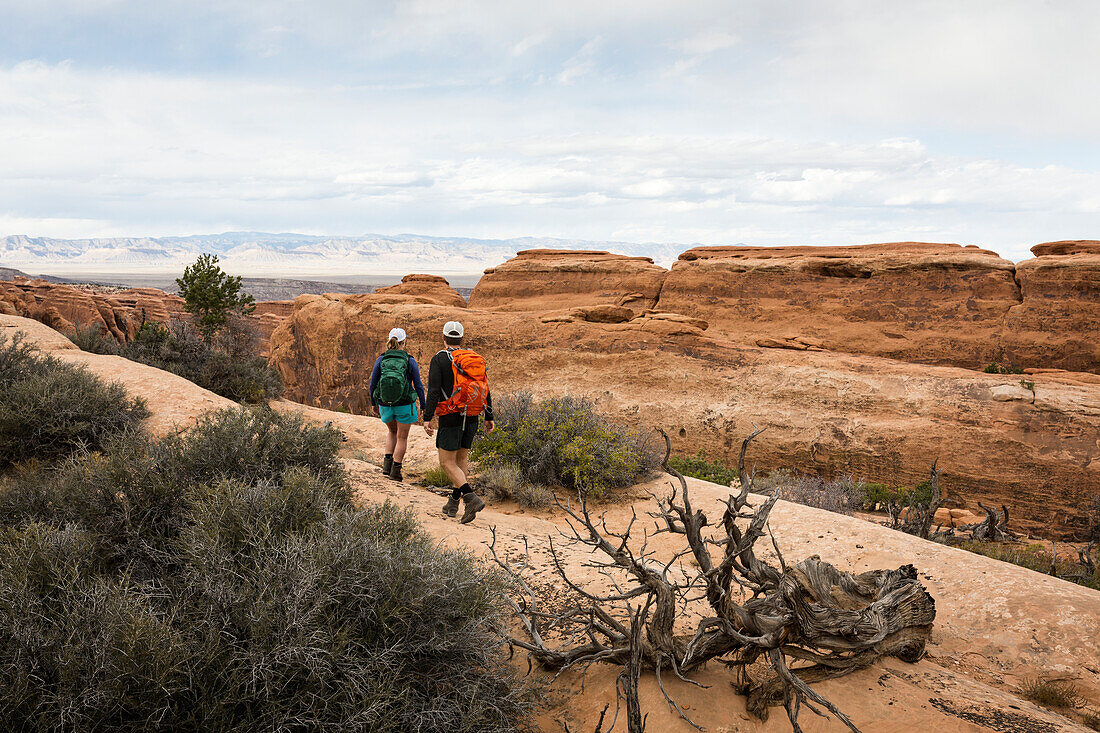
[443,321,464,338]
[388,327,407,341]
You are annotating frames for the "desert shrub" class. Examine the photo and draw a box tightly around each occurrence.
[668,451,740,486]
[1020,677,1085,709]
[983,362,1024,374]
[422,464,453,487]
[480,463,554,508]
[121,319,282,403]
[0,407,531,731]
[0,334,149,467]
[781,475,866,515]
[1083,709,1100,730]
[861,480,936,511]
[955,540,1100,591]
[69,323,121,354]
[472,391,660,497]
[751,468,796,495]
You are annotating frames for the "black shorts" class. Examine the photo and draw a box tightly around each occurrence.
[436,417,479,452]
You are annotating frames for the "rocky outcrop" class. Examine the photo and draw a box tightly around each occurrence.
[268,294,1100,538]
[468,249,668,311]
[658,242,1025,368]
[657,241,1100,373]
[1003,240,1100,373]
[0,276,185,340]
[373,273,467,308]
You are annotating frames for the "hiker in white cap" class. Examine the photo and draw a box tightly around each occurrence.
[369,326,426,482]
[424,320,494,523]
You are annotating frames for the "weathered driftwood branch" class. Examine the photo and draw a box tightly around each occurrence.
[488,427,937,733]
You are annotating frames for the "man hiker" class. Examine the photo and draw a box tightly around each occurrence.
[369,327,427,482]
[424,320,493,524]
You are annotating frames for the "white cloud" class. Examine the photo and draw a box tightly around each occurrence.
[0,2,1098,262]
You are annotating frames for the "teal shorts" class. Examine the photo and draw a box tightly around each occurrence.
[379,403,419,425]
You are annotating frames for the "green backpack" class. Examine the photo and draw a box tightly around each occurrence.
[375,349,413,406]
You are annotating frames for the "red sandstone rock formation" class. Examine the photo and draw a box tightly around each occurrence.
[1002,240,1100,373]
[373,273,467,308]
[659,242,1023,368]
[267,292,1100,538]
[468,249,667,311]
[0,277,185,340]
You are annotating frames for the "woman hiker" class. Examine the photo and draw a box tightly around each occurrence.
[369,327,427,482]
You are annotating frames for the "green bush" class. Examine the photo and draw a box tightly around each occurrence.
[480,463,554,508]
[121,319,282,404]
[860,480,936,511]
[421,464,453,487]
[667,451,740,486]
[472,391,659,497]
[69,323,121,354]
[983,362,1024,374]
[0,333,149,467]
[0,406,532,731]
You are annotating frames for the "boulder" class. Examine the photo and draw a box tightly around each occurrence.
[468,249,667,311]
[990,384,1034,403]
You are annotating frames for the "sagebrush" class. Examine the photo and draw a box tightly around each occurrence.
[0,333,149,467]
[0,405,532,731]
[73,318,283,403]
[472,391,660,497]
[479,463,554,508]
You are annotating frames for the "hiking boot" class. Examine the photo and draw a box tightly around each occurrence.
[459,493,485,524]
[382,455,393,475]
[442,495,460,518]
[388,462,403,482]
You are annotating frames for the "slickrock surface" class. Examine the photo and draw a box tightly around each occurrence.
[1004,241,1100,373]
[373,273,468,307]
[2,314,234,434]
[268,294,1100,537]
[322,423,1100,731]
[468,248,667,311]
[0,276,185,340]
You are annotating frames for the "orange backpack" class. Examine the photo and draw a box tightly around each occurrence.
[435,349,489,419]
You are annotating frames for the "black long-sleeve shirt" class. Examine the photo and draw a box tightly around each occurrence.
[425,348,494,428]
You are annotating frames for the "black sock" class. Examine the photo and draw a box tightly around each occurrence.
[392,461,401,469]
[384,453,392,461]
[452,483,472,499]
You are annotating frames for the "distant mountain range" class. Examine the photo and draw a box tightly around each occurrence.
[0,232,688,277]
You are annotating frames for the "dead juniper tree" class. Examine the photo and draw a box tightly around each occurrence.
[488,427,937,732]
[886,460,943,539]
[961,502,1017,542]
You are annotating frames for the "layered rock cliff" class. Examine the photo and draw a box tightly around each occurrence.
[1003,240,1100,372]
[658,242,1027,368]
[268,292,1100,538]
[468,249,667,312]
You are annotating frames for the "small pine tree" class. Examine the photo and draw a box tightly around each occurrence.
[176,254,255,338]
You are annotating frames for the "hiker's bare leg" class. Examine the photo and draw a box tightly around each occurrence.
[456,448,470,480]
[393,423,412,463]
[438,448,467,488]
[384,421,398,454]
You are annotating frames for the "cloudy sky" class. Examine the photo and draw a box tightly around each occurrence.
[1,0,1099,260]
